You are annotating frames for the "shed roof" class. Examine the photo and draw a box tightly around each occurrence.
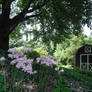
[76,44,92,54]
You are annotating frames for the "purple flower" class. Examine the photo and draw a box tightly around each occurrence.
[36,56,58,66]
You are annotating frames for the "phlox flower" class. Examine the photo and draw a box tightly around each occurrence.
[8,54,19,59]
[16,62,25,69]
[55,67,59,71]
[9,54,35,75]
[36,58,40,63]
[8,48,23,59]
[33,70,37,74]
[0,57,6,61]
[23,65,32,71]
[60,69,64,73]
[8,48,61,75]
[10,60,17,65]
[27,59,34,64]
[16,56,27,63]
[22,47,32,53]
[36,56,58,66]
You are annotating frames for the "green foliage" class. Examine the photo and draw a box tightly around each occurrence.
[0,45,92,92]
[9,25,24,48]
[38,0,92,43]
[8,66,26,92]
[62,67,92,88]
[9,25,22,40]
[54,44,66,64]
[54,34,92,65]
[24,50,40,60]
[17,0,30,11]
[64,35,92,64]
[34,47,48,56]
[53,72,71,92]
[0,74,7,92]
[9,0,92,45]
[19,46,48,59]
[0,54,58,92]
[9,39,24,48]
[0,50,7,57]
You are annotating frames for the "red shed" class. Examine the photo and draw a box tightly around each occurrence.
[75,44,92,70]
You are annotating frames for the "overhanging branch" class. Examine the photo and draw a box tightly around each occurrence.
[10,0,34,26]
[28,0,48,13]
[9,0,34,33]
[24,13,41,21]
[21,0,34,15]
[8,12,41,35]
[8,0,49,35]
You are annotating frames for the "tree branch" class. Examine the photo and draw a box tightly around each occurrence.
[21,0,34,15]
[8,12,41,35]
[9,0,48,35]
[10,0,34,28]
[28,0,48,13]
[16,0,34,18]
[8,0,34,33]
[24,13,41,21]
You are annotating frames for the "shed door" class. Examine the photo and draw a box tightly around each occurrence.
[80,54,92,70]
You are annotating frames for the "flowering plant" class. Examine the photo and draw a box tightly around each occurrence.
[36,56,58,66]
[8,48,58,76]
[8,48,23,59]
[8,48,37,75]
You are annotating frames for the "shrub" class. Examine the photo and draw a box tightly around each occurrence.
[34,47,48,56]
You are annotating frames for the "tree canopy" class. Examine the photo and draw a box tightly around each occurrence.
[0,0,92,50]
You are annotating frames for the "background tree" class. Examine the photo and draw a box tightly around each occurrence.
[0,0,91,51]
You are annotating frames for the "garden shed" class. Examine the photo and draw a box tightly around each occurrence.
[75,44,92,70]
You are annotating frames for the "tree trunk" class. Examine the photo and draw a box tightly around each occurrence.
[0,15,10,51]
[0,33,9,51]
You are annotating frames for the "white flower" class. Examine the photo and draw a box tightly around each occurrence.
[60,69,64,73]
[0,57,6,61]
[55,67,59,71]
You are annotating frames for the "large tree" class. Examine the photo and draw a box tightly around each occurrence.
[0,0,92,51]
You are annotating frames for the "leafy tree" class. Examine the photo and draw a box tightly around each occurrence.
[0,0,91,50]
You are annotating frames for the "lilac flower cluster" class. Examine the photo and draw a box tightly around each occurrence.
[10,56,37,74]
[36,56,58,66]
[8,48,58,75]
[22,47,32,53]
[8,48,23,59]
[8,48,36,75]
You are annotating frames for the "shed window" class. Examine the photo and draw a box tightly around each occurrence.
[84,46,91,53]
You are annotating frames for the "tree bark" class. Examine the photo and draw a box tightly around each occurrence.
[0,28,9,51]
[0,16,10,51]
[0,34,9,51]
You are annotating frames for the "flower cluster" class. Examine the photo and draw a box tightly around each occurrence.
[8,48,58,75]
[36,56,58,66]
[10,56,36,74]
[8,48,37,75]
[22,47,32,53]
[8,48,23,59]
